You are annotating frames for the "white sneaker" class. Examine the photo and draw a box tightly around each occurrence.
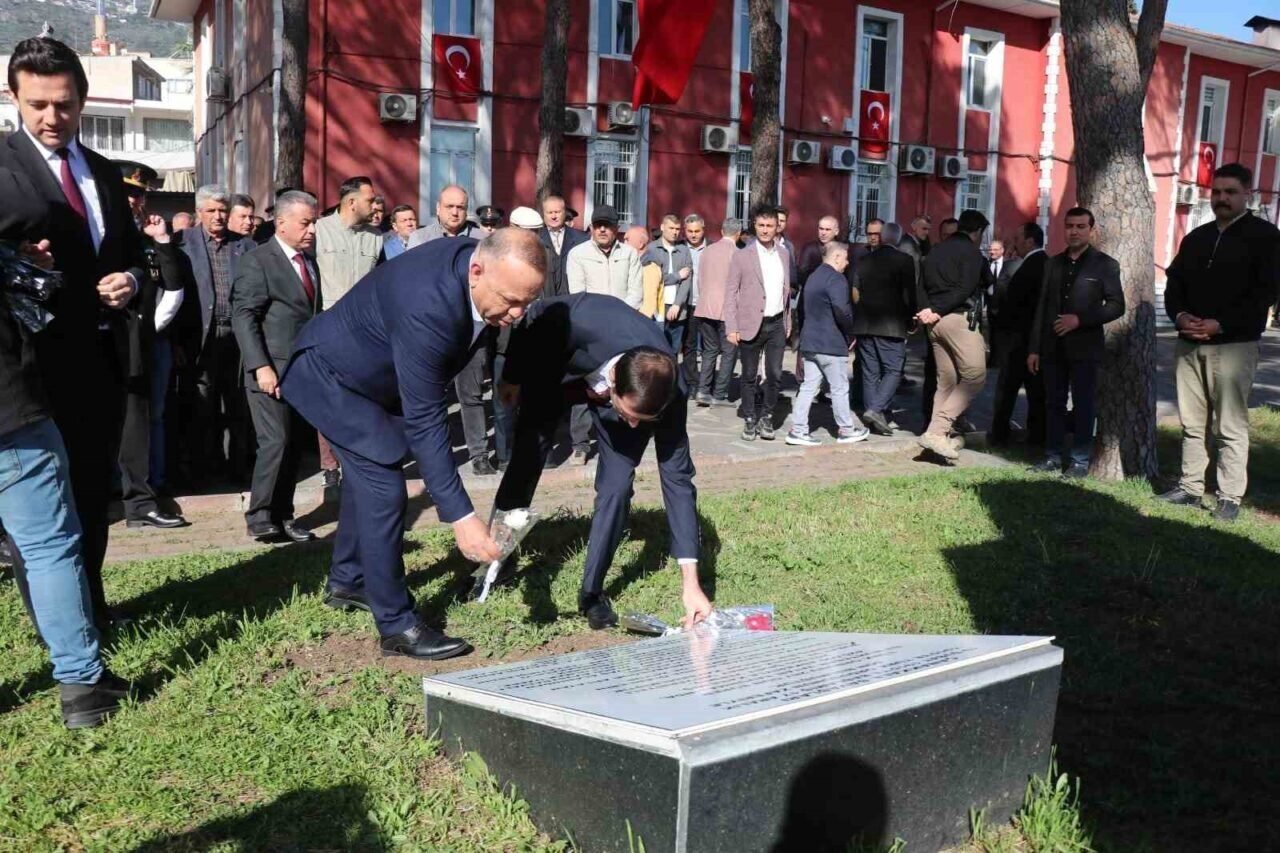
[837,427,870,444]
[785,430,821,447]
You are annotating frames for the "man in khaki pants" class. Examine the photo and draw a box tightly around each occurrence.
[1160,162,1280,522]
[914,210,992,461]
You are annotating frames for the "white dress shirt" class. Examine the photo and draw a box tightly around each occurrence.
[275,235,317,284]
[24,127,105,252]
[756,240,786,317]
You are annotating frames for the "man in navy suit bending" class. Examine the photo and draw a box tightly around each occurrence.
[494,293,714,630]
[280,229,546,659]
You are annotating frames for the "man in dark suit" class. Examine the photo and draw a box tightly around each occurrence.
[1027,208,1125,477]
[231,191,322,543]
[174,184,256,486]
[493,293,713,630]
[851,222,918,435]
[988,222,1048,447]
[538,194,588,298]
[280,229,547,659]
[1,37,147,628]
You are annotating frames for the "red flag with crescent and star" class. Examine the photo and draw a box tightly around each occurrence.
[1196,141,1218,187]
[631,0,717,107]
[859,90,891,161]
[739,72,754,141]
[433,34,482,100]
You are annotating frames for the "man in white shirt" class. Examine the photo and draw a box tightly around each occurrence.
[723,205,793,440]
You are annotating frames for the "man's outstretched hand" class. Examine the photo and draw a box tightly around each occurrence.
[680,562,713,629]
[454,514,502,564]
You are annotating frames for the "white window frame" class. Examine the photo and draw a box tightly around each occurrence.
[598,0,638,60]
[81,114,125,152]
[145,118,195,153]
[964,39,994,111]
[852,160,891,238]
[590,135,640,228]
[729,146,753,222]
[847,7,903,237]
[428,123,478,202]
[1259,89,1280,158]
[1196,76,1229,153]
[434,0,475,36]
[956,27,1004,230]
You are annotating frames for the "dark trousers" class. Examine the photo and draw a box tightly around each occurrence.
[739,313,787,423]
[1043,356,1099,465]
[570,404,593,452]
[856,336,906,416]
[681,315,701,388]
[497,392,671,596]
[698,319,737,400]
[990,336,1045,445]
[244,386,303,524]
[454,345,489,461]
[118,363,159,519]
[492,351,516,465]
[327,441,418,636]
[193,325,251,482]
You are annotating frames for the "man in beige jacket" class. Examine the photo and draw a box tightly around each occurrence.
[566,205,643,309]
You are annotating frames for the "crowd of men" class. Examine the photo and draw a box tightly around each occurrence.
[2,35,1278,728]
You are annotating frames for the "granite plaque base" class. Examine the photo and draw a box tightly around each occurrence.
[424,632,1062,852]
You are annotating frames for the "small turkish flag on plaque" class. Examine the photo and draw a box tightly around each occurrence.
[859,90,890,161]
[1196,141,1217,187]
[433,34,482,100]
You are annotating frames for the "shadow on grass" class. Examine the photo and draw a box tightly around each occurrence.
[946,478,1280,852]
[129,783,385,852]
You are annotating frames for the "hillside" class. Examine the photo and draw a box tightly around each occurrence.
[1,0,189,58]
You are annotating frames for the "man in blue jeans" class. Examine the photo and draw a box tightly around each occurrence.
[0,165,131,728]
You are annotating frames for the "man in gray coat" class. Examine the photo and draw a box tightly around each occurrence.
[407,184,478,247]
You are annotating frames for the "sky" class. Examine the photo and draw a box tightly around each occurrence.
[1159,0,1267,41]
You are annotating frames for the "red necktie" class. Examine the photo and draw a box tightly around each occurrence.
[292,252,316,304]
[56,147,90,227]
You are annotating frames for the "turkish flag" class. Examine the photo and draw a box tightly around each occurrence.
[859,90,890,161]
[1196,141,1217,187]
[433,34,482,100]
[631,0,717,107]
[739,72,754,141]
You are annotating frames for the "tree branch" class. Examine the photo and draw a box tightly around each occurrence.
[1134,0,1168,91]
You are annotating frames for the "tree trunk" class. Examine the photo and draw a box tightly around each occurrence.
[1059,0,1167,480]
[276,0,309,192]
[747,0,781,208]
[535,0,569,201]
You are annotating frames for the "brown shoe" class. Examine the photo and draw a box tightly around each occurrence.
[919,431,960,460]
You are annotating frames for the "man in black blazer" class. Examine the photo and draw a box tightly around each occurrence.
[232,192,323,543]
[988,222,1048,447]
[851,223,918,435]
[1027,208,1125,477]
[538,194,588,298]
[494,293,714,631]
[1,38,147,628]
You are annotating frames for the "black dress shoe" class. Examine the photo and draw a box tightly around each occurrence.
[126,509,189,529]
[379,622,472,660]
[60,671,134,729]
[578,592,618,630]
[282,520,316,542]
[247,520,282,541]
[324,586,371,613]
[472,456,497,476]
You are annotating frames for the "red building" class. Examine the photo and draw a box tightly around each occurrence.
[150,0,1280,282]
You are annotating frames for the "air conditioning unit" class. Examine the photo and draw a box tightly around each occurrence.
[828,145,857,171]
[606,101,638,129]
[938,154,968,180]
[378,92,417,123]
[1175,183,1199,206]
[787,139,822,165]
[206,66,229,102]
[899,144,936,175]
[700,124,737,153]
[564,107,596,138]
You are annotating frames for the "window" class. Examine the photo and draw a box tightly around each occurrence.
[966,39,993,109]
[145,118,194,152]
[135,73,162,101]
[730,147,752,222]
[861,19,889,92]
[80,115,124,152]
[433,0,475,35]
[853,161,889,237]
[959,172,991,219]
[429,126,476,202]
[1197,79,1228,149]
[598,0,637,58]
[1263,94,1280,157]
[592,138,638,226]
[736,0,783,72]
[165,78,194,95]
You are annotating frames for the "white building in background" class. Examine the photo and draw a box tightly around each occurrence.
[0,52,196,190]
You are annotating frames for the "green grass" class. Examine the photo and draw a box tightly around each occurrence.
[3,445,1280,850]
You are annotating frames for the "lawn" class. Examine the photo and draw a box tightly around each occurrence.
[3,421,1280,851]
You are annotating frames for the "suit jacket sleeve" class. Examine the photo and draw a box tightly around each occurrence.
[830,274,855,340]
[653,393,700,562]
[230,251,273,375]
[1028,260,1051,356]
[723,252,743,335]
[389,309,474,523]
[1079,256,1125,328]
[154,241,189,292]
[625,252,644,309]
[670,246,693,306]
[1163,241,1189,324]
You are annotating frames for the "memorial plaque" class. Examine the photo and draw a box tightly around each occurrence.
[425,632,1062,852]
